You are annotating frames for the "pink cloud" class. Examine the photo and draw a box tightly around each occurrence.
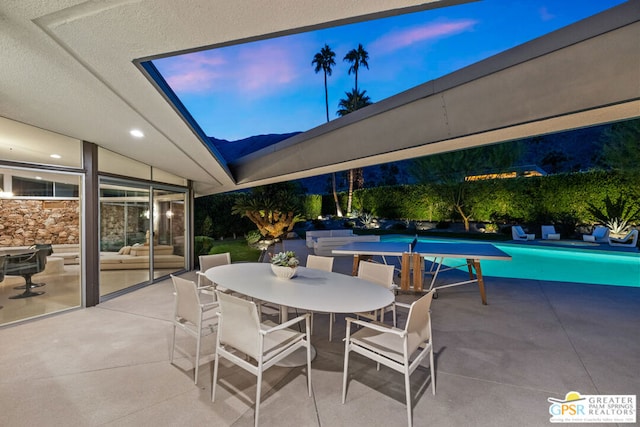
[371,20,477,54]
[236,44,299,93]
[162,52,227,93]
[161,41,304,98]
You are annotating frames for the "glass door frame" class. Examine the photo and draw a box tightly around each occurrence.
[98,176,189,300]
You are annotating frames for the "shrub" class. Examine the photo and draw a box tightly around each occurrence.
[194,235,216,263]
[303,194,322,219]
[246,229,262,246]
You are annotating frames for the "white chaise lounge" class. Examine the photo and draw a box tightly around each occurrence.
[512,225,535,241]
[608,229,638,248]
[541,225,560,240]
[306,229,354,248]
[583,226,610,243]
[313,235,380,256]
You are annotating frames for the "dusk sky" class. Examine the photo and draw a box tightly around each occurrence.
[152,0,625,142]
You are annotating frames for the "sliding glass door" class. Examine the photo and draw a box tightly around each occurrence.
[99,178,187,297]
[152,188,187,280]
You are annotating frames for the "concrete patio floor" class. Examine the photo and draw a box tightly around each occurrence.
[0,238,638,426]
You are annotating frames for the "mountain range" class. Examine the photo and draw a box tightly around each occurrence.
[208,122,615,194]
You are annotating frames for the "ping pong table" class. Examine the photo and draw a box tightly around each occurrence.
[332,240,511,305]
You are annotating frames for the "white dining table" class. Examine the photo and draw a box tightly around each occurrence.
[205,262,395,366]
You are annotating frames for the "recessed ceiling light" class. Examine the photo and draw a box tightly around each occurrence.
[35,176,42,180]
[130,129,144,138]
[50,154,61,159]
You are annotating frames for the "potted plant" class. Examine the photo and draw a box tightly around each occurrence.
[269,251,299,279]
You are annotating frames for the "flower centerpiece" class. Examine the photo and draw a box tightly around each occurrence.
[270,251,299,279]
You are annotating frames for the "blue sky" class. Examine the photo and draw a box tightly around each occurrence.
[152,0,625,142]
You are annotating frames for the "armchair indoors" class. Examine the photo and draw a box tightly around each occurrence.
[583,226,610,243]
[6,247,49,299]
[212,291,311,427]
[170,275,218,384]
[512,225,535,241]
[342,291,436,427]
[608,229,639,247]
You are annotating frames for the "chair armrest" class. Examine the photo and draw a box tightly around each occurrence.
[196,271,205,286]
[345,317,406,337]
[260,313,310,334]
[200,301,219,312]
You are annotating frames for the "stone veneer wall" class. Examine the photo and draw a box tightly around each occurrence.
[0,199,80,246]
[100,204,149,250]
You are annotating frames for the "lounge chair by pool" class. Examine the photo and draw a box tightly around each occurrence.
[541,225,560,240]
[583,226,610,243]
[512,225,535,241]
[608,229,638,247]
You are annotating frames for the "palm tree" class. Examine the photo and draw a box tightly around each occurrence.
[337,88,372,215]
[312,44,336,123]
[343,43,369,93]
[337,88,372,116]
[312,44,342,217]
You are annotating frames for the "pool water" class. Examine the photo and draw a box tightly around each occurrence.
[381,235,640,288]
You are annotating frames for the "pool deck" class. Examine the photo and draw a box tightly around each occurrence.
[501,238,639,253]
[0,237,638,426]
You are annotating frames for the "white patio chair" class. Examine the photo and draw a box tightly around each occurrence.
[583,225,610,242]
[170,275,218,384]
[608,229,638,247]
[541,225,560,240]
[212,291,311,427]
[512,225,535,241]
[305,255,335,339]
[354,261,397,325]
[342,290,436,427]
[196,252,231,291]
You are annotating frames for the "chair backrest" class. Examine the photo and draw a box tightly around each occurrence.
[199,252,231,272]
[216,291,262,359]
[593,226,609,239]
[306,254,334,272]
[171,275,203,326]
[357,261,395,290]
[404,291,435,354]
[541,225,556,238]
[622,229,638,243]
[512,225,525,237]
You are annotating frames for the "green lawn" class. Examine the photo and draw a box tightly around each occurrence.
[209,238,262,262]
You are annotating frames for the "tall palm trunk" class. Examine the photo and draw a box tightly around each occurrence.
[323,73,329,123]
[324,70,341,216]
[332,173,342,217]
[346,169,354,215]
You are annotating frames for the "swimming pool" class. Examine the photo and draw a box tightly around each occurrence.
[380,235,640,288]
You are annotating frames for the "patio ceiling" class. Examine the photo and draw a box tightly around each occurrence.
[0,1,638,197]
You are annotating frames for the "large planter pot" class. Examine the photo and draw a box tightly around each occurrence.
[271,264,297,280]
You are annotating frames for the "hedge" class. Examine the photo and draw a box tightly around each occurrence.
[348,170,640,226]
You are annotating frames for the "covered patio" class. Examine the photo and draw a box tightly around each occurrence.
[1,237,637,426]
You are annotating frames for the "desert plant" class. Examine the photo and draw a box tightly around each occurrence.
[359,212,376,229]
[586,194,640,233]
[232,183,305,240]
[245,229,263,246]
[605,217,630,235]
